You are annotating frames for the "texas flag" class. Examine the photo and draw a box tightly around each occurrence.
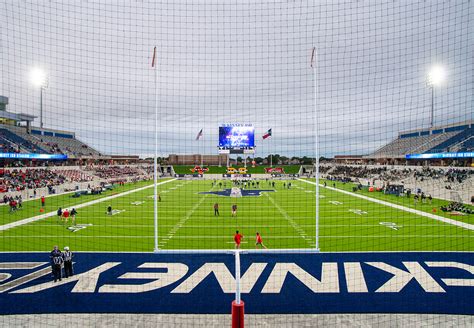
[262,128,272,139]
[195,128,203,140]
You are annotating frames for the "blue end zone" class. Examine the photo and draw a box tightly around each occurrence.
[0,252,472,315]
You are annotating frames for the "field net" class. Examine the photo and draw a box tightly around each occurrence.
[0,0,473,326]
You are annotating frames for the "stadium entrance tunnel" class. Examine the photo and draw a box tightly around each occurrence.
[0,252,473,315]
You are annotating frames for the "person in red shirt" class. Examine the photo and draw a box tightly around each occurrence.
[62,209,70,223]
[41,196,45,207]
[255,232,267,249]
[234,230,243,249]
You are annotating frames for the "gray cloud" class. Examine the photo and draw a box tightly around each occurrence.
[0,0,472,158]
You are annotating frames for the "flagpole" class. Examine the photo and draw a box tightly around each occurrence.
[312,47,320,251]
[152,47,159,252]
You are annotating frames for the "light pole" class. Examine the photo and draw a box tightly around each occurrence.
[30,68,49,129]
[426,65,445,129]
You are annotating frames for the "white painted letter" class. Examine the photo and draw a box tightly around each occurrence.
[99,263,188,293]
[344,262,368,293]
[366,262,445,293]
[12,262,121,293]
[425,261,474,287]
[172,263,266,294]
[262,263,339,293]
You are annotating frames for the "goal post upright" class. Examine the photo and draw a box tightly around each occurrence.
[311,47,320,251]
[152,46,159,252]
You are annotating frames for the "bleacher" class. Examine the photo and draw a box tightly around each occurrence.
[0,128,46,153]
[428,126,474,153]
[456,137,474,152]
[0,124,100,158]
[367,121,473,159]
[55,169,94,182]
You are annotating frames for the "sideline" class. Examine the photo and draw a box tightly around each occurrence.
[0,179,177,232]
[298,178,474,231]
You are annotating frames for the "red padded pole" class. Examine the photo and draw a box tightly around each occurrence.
[232,300,244,328]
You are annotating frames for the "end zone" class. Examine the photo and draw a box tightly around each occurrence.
[0,251,472,315]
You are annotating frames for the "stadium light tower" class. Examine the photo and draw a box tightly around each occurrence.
[426,65,445,129]
[30,68,49,129]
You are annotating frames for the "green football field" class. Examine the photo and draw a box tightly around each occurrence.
[0,178,473,252]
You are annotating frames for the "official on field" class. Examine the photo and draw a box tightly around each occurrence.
[51,253,64,282]
[62,246,74,278]
[49,245,61,273]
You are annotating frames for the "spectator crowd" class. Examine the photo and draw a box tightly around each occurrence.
[0,169,66,193]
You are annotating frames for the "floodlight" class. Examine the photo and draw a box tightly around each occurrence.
[427,65,445,86]
[30,68,48,87]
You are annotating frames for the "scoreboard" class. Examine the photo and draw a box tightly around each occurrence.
[218,123,255,154]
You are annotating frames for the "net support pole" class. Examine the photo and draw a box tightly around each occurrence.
[430,85,434,129]
[153,47,159,252]
[201,139,203,167]
[232,250,244,328]
[40,87,44,129]
[312,47,320,251]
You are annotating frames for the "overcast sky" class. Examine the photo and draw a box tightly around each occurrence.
[0,0,472,158]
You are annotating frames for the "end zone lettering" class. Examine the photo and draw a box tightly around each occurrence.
[0,252,472,315]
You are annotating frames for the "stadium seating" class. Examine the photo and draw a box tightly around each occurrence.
[90,166,143,180]
[323,164,473,203]
[36,134,100,157]
[0,136,19,153]
[367,123,473,158]
[0,124,100,157]
[0,128,46,153]
[0,168,66,192]
[55,169,94,182]
[456,137,474,152]
[428,126,474,153]
[369,134,435,158]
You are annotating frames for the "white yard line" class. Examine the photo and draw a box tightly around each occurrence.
[0,179,177,232]
[5,223,451,229]
[298,178,474,231]
[157,192,212,248]
[2,235,472,239]
[264,193,314,246]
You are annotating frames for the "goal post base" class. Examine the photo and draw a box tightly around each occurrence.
[231,300,245,328]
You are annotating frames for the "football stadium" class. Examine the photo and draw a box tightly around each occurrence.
[0,1,473,327]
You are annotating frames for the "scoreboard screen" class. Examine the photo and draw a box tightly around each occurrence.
[218,124,255,149]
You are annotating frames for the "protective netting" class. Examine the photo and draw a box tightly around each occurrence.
[0,0,473,326]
